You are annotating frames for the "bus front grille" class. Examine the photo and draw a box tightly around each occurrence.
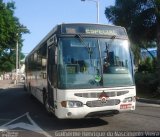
[86,99,120,107]
[75,91,128,98]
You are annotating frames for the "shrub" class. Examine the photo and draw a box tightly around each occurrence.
[138,57,156,73]
[135,72,159,93]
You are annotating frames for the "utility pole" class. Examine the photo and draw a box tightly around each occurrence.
[81,0,100,24]
[15,33,19,84]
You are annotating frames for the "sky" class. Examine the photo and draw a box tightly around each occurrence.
[5,0,115,54]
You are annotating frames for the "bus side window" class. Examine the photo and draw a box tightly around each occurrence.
[48,45,57,87]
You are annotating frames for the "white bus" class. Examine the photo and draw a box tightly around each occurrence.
[25,23,136,119]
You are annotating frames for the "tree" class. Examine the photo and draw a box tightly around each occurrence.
[0,0,29,72]
[105,0,160,88]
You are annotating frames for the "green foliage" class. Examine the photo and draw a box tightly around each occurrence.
[1,61,14,72]
[105,0,158,44]
[105,0,160,88]
[0,0,29,73]
[135,72,159,94]
[0,51,15,72]
[138,57,156,73]
[0,1,16,50]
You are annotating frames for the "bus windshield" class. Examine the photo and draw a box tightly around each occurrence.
[58,37,134,89]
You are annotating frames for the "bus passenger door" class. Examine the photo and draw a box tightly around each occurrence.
[47,45,56,108]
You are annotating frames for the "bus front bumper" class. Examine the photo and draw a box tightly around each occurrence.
[55,102,135,119]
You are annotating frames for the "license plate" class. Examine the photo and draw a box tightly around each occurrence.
[120,104,132,109]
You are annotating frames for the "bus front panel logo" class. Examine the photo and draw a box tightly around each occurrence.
[99,91,109,103]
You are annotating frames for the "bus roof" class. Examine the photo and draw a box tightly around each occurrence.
[26,23,128,58]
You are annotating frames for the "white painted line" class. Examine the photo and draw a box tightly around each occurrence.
[26,112,52,137]
[0,113,27,127]
[0,112,52,137]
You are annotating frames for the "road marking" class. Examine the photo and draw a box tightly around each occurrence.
[0,112,52,137]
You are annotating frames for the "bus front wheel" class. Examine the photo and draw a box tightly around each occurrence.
[43,92,52,116]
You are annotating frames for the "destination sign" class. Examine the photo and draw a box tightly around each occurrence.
[61,24,127,37]
[85,29,116,35]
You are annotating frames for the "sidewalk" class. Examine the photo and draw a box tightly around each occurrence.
[0,80,15,90]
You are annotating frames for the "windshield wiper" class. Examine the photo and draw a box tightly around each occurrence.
[75,34,93,54]
[75,34,93,65]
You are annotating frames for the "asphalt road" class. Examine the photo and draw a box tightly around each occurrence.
[0,85,160,137]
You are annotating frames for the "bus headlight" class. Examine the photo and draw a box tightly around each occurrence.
[123,97,135,103]
[61,101,83,108]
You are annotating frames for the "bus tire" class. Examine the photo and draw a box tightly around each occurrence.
[28,83,31,93]
[43,92,52,116]
[24,84,27,91]
[28,83,34,99]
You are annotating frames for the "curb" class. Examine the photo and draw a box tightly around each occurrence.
[137,98,160,105]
